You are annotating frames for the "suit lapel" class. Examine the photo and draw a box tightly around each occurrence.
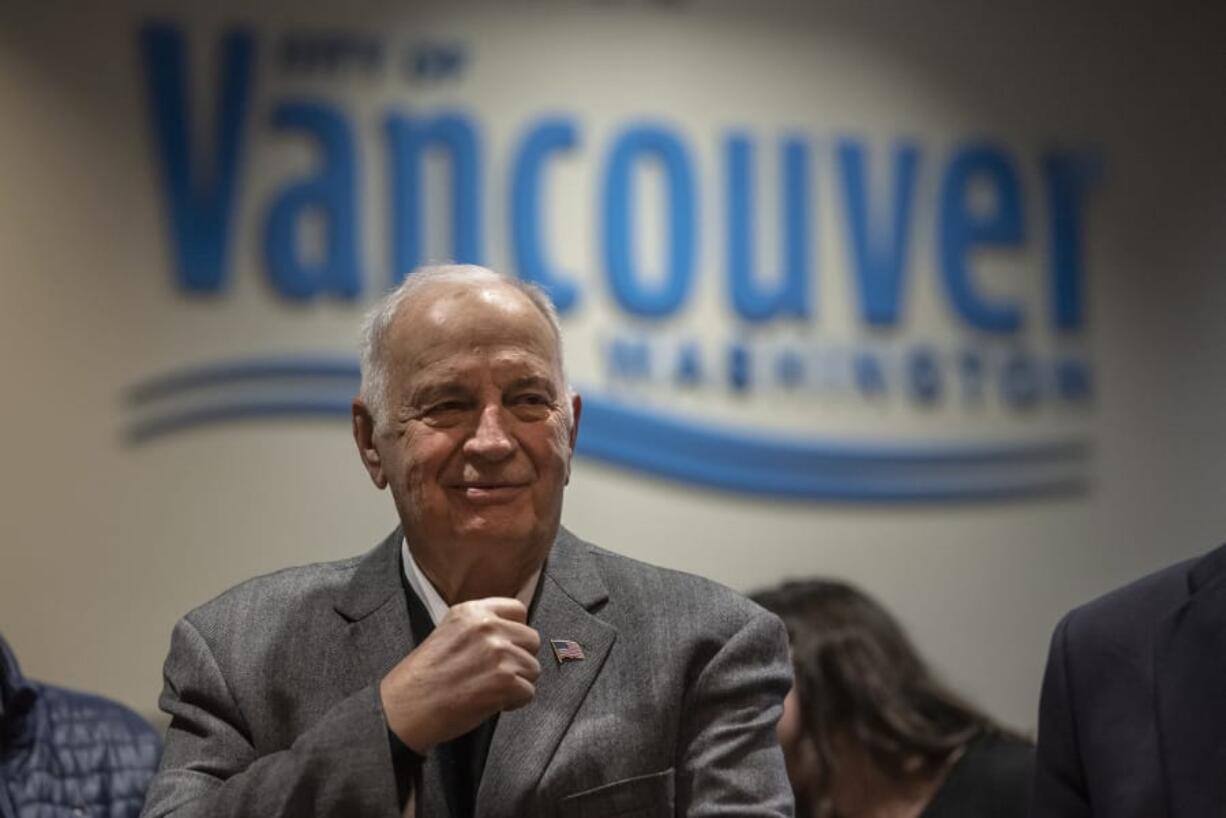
[475,529,619,818]
[1155,544,1226,818]
[334,528,455,817]
[334,527,417,684]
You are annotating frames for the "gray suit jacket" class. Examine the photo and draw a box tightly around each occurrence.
[141,527,794,817]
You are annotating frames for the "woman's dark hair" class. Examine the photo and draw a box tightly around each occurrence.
[752,579,993,807]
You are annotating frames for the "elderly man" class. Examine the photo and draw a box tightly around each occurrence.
[140,264,794,818]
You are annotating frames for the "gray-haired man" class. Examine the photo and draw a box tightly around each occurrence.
[141,265,794,817]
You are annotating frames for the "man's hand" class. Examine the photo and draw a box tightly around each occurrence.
[381,597,541,754]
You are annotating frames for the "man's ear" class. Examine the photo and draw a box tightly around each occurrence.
[352,398,388,489]
[568,392,582,452]
[562,393,582,486]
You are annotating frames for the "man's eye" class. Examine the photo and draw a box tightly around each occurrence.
[513,393,550,406]
[426,400,469,415]
[509,394,553,417]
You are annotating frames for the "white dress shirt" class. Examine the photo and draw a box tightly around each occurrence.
[400,537,541,625]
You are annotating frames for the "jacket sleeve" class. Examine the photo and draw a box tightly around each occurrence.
[674,609,795,817]
[1030,613,1092,818]
[140,617,412,818]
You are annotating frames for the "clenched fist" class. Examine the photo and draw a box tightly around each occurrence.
[380,597,541,754]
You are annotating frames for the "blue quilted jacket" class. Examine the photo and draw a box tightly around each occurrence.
[0,634,161,818]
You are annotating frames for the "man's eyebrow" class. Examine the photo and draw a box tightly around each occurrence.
[506,375,558,394]
[408,381,470,405]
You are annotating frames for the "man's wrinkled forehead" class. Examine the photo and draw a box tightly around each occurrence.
[387,279,563,374]
[422,281,520,322]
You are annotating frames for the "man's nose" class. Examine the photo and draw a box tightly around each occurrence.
[464,404,516,461]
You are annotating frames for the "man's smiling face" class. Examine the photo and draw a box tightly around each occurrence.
[369,280,579,576]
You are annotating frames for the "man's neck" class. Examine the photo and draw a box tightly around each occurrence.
[405,536,546,608]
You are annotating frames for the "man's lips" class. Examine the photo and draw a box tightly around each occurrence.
[447,483,530,503]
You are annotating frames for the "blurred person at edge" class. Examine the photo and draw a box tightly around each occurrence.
[752,579,1033,818]
[1,632,162,817]
[140,264,794,818]
[1031,542,1226,817]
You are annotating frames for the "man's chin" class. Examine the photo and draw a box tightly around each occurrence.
[450,513,541,547]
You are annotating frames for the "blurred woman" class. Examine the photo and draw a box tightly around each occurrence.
[752,579,1032,818]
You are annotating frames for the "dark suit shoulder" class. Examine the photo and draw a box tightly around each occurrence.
[1033,548,1224,817]
[1041,553,1195,788]
[1060,556,1195,658]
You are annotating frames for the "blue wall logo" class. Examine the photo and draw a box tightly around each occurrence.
[127,23,1100,502]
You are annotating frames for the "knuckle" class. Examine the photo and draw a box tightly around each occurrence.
[494,664,519,686]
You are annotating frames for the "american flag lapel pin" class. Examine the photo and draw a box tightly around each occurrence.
[550,639,585,665]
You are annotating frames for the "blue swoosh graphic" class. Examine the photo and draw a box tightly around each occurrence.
[126,358,361,404]
[123,356,1091,501]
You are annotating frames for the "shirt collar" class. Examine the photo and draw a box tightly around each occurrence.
[400,537,541,626]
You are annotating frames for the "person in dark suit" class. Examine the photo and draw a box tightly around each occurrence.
[753,579,1033,818]
[1031,543,1226,818]
[140,264,794,818]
